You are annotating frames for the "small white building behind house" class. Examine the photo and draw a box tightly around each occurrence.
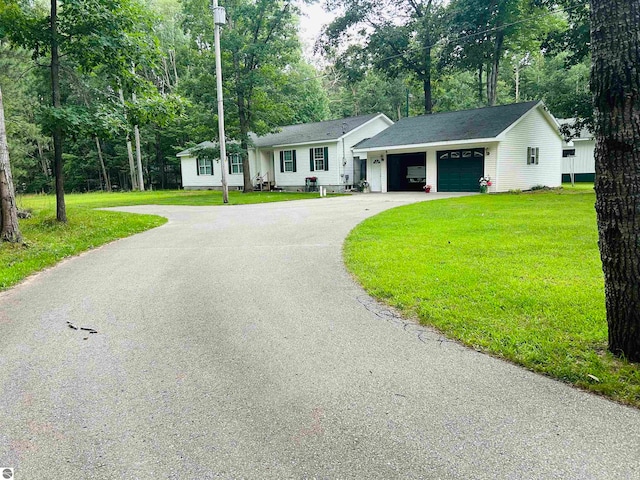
[248,113,394,192]
[177,141,247,190]
[558,118,595,183]
[353,101,563,193]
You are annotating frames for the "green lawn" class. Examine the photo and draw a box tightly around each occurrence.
[344,186,640,407]
[1,189,329,291]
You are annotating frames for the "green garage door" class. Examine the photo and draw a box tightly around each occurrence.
[437,148,485,192]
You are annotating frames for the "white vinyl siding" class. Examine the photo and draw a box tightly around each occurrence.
[562,139,595,174]
[180,155,257,189]
[496,107,562,191]
[341,116,394,186]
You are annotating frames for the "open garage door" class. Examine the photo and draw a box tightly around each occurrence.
[387,153,427,192]
[437,148,484,192]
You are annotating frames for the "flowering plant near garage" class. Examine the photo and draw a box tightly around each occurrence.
[479,176,492,193]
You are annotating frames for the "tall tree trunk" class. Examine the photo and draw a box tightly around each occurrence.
[488,30,504,106]
[131,87,144,191]
[235,62,253,193]
[592,0,640,361]
[51,0,66,222]
[156,131,165,189]
[36,140,49,177]
[423,45,432,114]
[134,124,144,191]
[0,86,22,243]
[118,88,138,190]
[95,137,111,192]
[478,64,484,104]
[515,62,520,103]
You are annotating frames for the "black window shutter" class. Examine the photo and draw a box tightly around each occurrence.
[309,148,314,172]
[293,150,297,172]
[280,151,284,172]
[228,155,232,174]
[196,158,200,175]
[324,147,329,171]
[209,159,213,175]
[536,147,540,164]
[527,147,531,165]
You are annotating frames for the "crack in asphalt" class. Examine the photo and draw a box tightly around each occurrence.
[356,295,452,346]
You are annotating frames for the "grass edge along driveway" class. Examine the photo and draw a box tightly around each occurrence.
[0,190,329,291]
[344,187,640,407]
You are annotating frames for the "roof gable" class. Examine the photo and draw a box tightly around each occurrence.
[356,101,541,150]
[250,113,390,148]
[176,141,216,157]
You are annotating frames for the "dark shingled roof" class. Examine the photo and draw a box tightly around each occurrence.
[250,113,383,148]
[356,101,541,150]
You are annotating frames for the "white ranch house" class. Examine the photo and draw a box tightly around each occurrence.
[558,118,595,183]
[353,101,563,193]
[177,114,393,191]
[247,113,393,192]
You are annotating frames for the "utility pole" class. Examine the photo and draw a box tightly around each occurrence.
[212,0,229,203]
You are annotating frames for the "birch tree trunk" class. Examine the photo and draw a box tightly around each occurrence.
[131,88,144,191]
[0,86,22,243]
[51,0,66,222]
[95,136,111,192]
[591,0,640,361]
[118,88,138,190]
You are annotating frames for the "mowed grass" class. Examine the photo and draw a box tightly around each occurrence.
[18,189,330,210]
[344,186,640,406]
[1,189,328,291]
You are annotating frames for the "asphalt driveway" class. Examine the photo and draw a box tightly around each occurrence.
[0,192,639,479]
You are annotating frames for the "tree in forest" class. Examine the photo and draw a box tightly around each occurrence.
[182,0,317,192]
[0,42,50,194]
[591,0,640,361]
[322,0,445,114]
[0,0,160,220]
[446,0,548,106]
[0,86,22,243]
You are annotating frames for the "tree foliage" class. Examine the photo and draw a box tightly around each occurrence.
[322,0,446,114]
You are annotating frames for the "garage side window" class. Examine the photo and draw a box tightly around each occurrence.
[527,147,540,165]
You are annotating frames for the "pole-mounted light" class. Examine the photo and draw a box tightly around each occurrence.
[212,0,229,203]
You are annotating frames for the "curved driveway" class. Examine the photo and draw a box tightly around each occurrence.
[1,193,639,479]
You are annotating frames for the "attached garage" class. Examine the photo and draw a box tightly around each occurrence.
[437,148,484,192]
[387,153,426,191]
[353,101,563,193]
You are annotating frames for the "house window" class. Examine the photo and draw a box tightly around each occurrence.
[198,158,213,175]
[280,150,297,172]
[358,157,367,181]
[527,147,540,165]
[309,147,329,172]
[314,148,326,171]
[229,153,243,174]
[284,150,294,171]
[562,149,576,158]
